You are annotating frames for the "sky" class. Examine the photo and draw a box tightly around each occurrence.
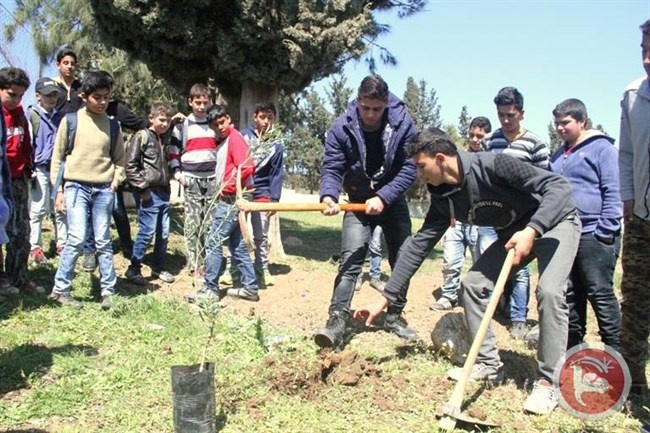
[314,0,650,143]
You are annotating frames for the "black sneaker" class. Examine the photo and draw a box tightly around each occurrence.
[100,294,114,310]
[314,311,348,349]
[82,253,97,272]
[226,288,260,302]
[384,313,418,341]
[49,292,83,309]
[125,267,147,285]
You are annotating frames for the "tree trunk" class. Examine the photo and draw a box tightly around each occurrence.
[239,81,285,261]
[239,80,279,129]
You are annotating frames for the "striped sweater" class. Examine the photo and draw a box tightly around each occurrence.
[481,128,550,169]
[168,114,217,179]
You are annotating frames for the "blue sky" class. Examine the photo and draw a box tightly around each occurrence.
[314,0,650,143]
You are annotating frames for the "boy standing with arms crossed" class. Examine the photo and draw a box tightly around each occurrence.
[49,72,125,309]
[124,103,175,285]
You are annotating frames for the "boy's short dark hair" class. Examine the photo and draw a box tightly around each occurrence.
[469,116,492,133]
[150,102,173,117]
[56,48,77,63]
[0,67,30,90]
[358,75,389,101]
[552,98,588,122]
[80,71,113,95]
[254,102,276,115]
[206,104,229,123]
[641,19,650,35]
[406,127,458,158]
[494,86,524,111]
[189,83,211,100]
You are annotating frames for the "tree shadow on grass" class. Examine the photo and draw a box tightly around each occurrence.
[0,343,98,396]
[2,429,50,433]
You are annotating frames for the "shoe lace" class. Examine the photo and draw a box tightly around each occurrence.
[531,381,556,401]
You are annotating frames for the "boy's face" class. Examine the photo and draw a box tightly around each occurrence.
[57,55,77,81]
[642,33,650,78]
[150,113,172,135]
[82,88,110,115]
[496,104,523,134]
[188,95,210,117]
[357,97,387,130]
[554,115,585,145]
[209,115,232,138]
[413,152,445,187]
[36,91,58,111]
[253,110,275,135]
[467,126,489,152]
[0,84,27,110]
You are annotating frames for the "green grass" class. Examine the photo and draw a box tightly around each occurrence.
[0,210,647,432]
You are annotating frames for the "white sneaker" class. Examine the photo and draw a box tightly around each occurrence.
[447,362,504,382]
[523,379,558,415]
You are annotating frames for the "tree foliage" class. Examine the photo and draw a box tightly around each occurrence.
[4,0,184,116]
[403,76,442,129]
[88,0,425,124]
[457,105,470,149]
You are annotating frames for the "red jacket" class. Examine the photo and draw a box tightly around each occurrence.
[2,104,33,179]
[217,125,254,195]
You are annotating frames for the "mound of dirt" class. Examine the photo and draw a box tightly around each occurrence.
[317,350,381,386]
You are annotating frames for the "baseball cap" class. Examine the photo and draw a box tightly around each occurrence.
[35,77,60,95]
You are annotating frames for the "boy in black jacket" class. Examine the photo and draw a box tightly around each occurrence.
[124,102,175,285]
[357,127,580,415]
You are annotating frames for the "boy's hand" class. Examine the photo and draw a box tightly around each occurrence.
[177,174,187,187]
[171,112,186,124]
[365,197,384,215]
[54,191,65,212]
[505,226,537,265]
[321,197,340,216]
[354,297,389,326]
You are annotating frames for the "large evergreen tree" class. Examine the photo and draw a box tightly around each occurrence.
[457,105,470,149]
[403,76,442,129]
[88,1,426,126]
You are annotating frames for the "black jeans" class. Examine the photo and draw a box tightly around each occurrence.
[567,232,621,351]
[328,198,411,315]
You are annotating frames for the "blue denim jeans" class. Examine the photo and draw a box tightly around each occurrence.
[368,226,383,279]
[204,201,257,292]
[329,198,411,315]
[479,226,530,323]
[131,190,170,273]
[84,189,133,255]
[567,232,621,351]
[53,182,116,296]
[440,221,479,303]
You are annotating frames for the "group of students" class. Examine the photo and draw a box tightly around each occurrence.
[312,18,650,416]
[0,48,284,309]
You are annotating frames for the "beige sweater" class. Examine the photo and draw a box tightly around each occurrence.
[50,107,125,190]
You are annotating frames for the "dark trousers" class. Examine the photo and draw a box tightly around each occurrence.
[566,232,621,351]
[329,198,411,315]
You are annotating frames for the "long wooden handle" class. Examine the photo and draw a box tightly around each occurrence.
[236,200,367,213]
[439,248,516,431]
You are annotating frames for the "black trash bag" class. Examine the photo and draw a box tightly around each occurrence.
[171,363,216,433]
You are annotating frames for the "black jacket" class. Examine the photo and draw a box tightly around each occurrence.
[125,129,170,193]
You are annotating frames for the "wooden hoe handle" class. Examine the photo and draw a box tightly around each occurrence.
[236,200,367,213]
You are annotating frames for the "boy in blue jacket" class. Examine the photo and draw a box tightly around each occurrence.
[314,75,417,350]
[549,98,622,351]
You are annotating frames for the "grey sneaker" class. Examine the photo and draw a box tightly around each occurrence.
[0,279,20,295]
[510,321,528,340]
[369,278,385,293]
[430,297,455,311]
[125,267,147,286]
[447,362,504,383]
[524,324,539,349]
[185,289,220,303]
[49,292,83,309]
[82,253,97,272]
[523,379,558,415]
[152,270,175,283]
[226,288,260,302]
